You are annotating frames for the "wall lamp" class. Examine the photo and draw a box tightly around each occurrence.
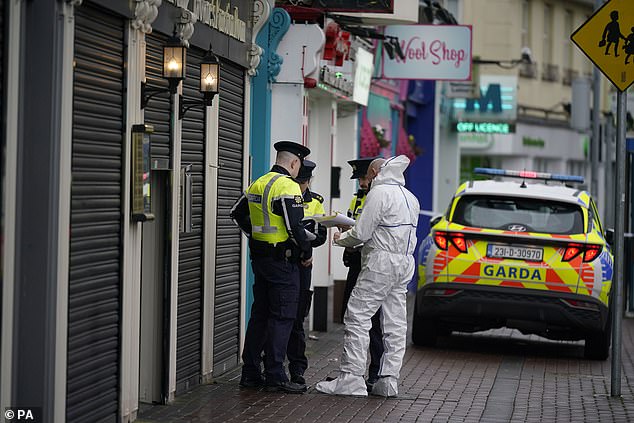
[141,31,187,109]
[472,47,534,69]
[179,45,220,119]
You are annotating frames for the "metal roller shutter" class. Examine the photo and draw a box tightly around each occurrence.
[213,59,244,375]
[67,3,124,422]
[176,47,205,393]
[145,32,171,162]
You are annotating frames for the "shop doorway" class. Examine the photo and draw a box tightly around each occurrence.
[139,171,169,404]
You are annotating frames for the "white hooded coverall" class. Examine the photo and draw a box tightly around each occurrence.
[316,155,420,397]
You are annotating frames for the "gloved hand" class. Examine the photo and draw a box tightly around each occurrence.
[304,219,316,234]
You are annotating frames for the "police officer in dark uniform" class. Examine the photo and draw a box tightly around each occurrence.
[286,160,327,385]
[341,157,384,391]
[230,141,312,394]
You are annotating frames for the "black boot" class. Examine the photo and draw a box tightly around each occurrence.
[265,380,307,394]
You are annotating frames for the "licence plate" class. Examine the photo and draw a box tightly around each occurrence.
[487,244,543,262]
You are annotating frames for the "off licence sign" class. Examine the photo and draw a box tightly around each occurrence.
[570,0,634,92]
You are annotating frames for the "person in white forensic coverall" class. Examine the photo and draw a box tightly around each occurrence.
[316,155,420,397]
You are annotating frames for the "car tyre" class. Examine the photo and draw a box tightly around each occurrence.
[412,300,438,347]
[584,313,611,360]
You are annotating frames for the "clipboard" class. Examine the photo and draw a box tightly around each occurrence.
[304,212,356,228]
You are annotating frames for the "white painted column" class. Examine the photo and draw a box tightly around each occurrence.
[330,110,358,281]
[239,74,252,356]
[52,4,77,422]
[119,24,146,422]
[202,94,220,382]
[307,96,335,290]
[168,88,183,402]
[434,82,460,213]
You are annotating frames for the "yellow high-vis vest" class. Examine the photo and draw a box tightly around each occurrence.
[348,193,367,220]
[304,193,325,218]
[247,171,303,244]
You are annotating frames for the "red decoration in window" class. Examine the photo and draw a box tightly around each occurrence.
[323,22,340,60]
[334,31,351,66]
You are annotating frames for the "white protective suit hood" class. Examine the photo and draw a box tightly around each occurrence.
[337,155,419,257]
[372,155,409,187]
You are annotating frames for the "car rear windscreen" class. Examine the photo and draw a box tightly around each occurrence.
[452,195,584,235]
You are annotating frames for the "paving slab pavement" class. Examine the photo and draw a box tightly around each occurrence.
[138,316,634,423]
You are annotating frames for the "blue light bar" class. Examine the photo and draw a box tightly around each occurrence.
[473,167,585,183]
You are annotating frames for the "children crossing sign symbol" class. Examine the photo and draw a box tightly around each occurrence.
[571,0,634,92]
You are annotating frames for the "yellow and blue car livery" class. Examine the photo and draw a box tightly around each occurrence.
[414,168,613,360]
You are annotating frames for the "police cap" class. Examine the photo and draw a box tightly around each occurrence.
[296,159,316,182]
[274,141,311,160]
[347,157,377,179]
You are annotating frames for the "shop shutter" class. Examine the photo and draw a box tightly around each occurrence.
[145,32,171,162]
[67,3,124,422]
[176,47,205,393]
[213,59,244,375]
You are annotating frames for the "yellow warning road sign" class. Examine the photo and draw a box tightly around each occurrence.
[571,0,634,92]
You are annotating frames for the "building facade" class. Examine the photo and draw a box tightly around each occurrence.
[436,0,612,216]
[1,0,256,421]
[451,0,609,195]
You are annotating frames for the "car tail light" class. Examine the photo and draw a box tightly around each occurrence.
[583,245,601,262]
[562,243,602,262]
[434,232,449,250]
[433,232,468,253]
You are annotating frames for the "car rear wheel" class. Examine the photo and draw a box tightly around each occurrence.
[584,313,612,360]
[412,300,438,347]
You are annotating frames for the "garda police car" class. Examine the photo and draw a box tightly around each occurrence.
[414,168,613,359]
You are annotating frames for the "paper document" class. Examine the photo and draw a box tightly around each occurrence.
[306,212,355,228]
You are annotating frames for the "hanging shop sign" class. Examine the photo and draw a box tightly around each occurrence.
[276,0,393,13]
[353,47,373,106]
[382,25,472,80]
[320,66,353,97]
[166,0,247,42]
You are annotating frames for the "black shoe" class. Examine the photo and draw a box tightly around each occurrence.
[239,375,264,388]
[265,381,307,394]
[290,374,306,385]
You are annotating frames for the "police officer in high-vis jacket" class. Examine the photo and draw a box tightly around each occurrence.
[230,141,312,394]
[286,160,327,385]
[341,157,384,390]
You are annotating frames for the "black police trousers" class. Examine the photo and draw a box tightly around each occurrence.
[242,256,299,384]
[342,250,384,381]
[286,264,313,378]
